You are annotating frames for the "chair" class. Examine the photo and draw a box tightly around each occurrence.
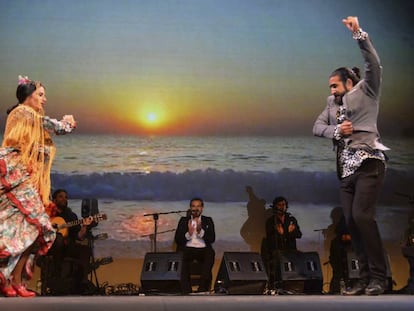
[38,255,83,295]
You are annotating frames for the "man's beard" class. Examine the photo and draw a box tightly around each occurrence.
[57,203,68,212]
[334,94,344,105]
[275,208,287,216]
[191,210,201,218]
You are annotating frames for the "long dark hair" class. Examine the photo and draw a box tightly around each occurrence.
[271,196,289,214]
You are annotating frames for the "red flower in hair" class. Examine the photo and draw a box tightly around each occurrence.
[46,202,58,218]
[18,75,31,85]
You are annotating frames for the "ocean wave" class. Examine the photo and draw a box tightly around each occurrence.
[51,168,414,204]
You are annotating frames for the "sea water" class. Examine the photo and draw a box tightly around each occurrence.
[46,134,414,258]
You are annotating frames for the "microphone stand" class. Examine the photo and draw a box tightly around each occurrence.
[86,229,100,293]
[143,210,187,253]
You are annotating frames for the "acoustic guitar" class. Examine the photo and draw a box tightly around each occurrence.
[51,213,107,237]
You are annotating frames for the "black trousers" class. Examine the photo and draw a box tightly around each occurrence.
[47,234,92,280]
[180,246,215,293]
[340,159,386,282]
[329,239,352,293]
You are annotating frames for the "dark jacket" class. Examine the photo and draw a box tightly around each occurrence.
[174,215,215,251]
[265,213,302,252]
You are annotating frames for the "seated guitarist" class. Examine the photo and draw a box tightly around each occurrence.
[46,189,93,287]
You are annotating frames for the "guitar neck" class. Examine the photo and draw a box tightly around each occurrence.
[58,214,106,230]
[62,218,84,229]
[66,218,85,227]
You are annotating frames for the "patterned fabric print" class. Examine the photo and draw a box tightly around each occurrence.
[338,147,385,179]
[334,103,385,179]
[0,106,71,283]
[0,153,56,282]
[0,149,30,195]
[352,28,368,41]
[40,117,74,164]
[43,116,75,135]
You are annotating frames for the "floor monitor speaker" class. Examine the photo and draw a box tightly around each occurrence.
[140,252,182,293]
[214,252,268,295]
[275,250,323,294]
[81,198,99,217]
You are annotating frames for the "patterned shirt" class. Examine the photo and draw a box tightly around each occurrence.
[334,119,385,179]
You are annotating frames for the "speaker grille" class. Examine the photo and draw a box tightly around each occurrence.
[274,250,323,294]
[81,198,99,218]
[140,252,183,293]
[214,252,268,294]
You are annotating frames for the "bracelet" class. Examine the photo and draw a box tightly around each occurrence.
[352,28,368,40]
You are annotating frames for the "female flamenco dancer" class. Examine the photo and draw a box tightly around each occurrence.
[0,75,76,297]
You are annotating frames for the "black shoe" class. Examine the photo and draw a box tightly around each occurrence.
[365,279,385,296]
[344,280,367,296]
[395,285,414,295]
[181,288,192,295]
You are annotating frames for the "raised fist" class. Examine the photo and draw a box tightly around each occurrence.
[342,16,360,32]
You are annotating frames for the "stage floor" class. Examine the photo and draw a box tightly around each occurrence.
[1,294,413,311]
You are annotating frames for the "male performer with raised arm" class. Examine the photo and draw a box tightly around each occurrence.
[313,16,389,295]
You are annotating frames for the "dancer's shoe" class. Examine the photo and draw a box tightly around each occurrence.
[12,284,36,297]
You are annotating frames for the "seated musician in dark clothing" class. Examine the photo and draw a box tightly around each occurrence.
[174,197,216,294]
[46,189,93,286]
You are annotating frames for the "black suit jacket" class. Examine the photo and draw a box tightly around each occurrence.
[174,215,215,251]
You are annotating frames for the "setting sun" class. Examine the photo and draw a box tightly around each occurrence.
[136,104,168,130]
[142,111,161,127]
[146,113,157,123]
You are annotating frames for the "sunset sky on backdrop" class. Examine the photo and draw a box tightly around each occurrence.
[0,0,413,136]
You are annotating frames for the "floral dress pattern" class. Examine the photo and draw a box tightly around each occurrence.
[0,104,74,285]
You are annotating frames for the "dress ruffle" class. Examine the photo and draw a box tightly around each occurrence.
[0,148,56,284]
